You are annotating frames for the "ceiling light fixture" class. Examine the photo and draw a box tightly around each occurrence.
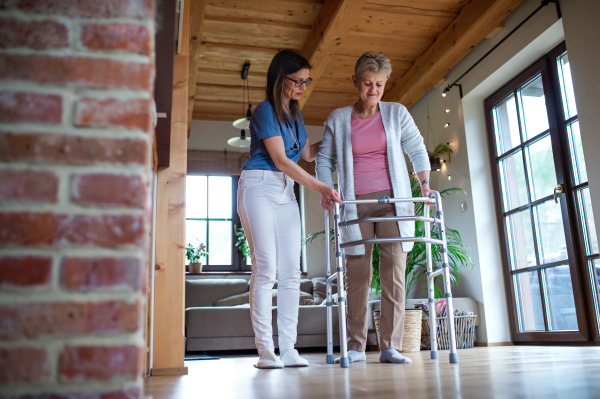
[228,63,252,148]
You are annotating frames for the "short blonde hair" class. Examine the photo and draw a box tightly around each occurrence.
[354,51,392,79]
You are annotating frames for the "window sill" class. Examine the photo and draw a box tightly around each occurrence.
[185,271,308,276]
[186,271,251,276]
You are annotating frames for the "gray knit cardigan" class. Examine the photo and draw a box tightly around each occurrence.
[315,101,430,255]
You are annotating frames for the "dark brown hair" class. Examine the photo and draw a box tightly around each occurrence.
[266,49,311,123]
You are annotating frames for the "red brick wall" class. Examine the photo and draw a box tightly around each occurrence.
[0,1,155,397]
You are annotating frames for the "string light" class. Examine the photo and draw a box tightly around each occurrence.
[442,92,447,97]
[445,109,450,113]
[444,123,450,128]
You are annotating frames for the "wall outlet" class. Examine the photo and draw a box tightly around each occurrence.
[461,201,468,212]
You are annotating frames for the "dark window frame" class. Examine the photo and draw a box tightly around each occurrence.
[186,174,250,272]
[485,41,600,344]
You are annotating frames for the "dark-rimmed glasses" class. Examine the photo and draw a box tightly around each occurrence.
[286,76,313,87]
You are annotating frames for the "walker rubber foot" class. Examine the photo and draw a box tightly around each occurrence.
[449,353,459,364]
[326,355,335,364]
[340,357,349,368]
[430,351,438,360]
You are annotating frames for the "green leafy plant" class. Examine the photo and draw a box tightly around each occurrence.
[186,240,208,264]
[235,227,250,261]
[428,142,454,162]
[303,176,473,299]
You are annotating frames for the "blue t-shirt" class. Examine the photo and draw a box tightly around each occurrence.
[242,100,307,171]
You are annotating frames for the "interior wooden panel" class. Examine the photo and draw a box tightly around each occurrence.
[192,0,521,125]
[202,19,310,49]
[336,31,434,61]
[196,69,267,88]
[351,7,455,38]
[365,0,469,12]
[198,43,279,73]
[205,0,323,26]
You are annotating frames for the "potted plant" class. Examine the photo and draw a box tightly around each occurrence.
[235,227,250,263]
[428,142,453,171]
[186,240,208,273]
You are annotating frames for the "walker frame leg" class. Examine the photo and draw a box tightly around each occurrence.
[433,193,459,364]
[424,204,438,360]
[324,210,334,364]
[333,203,349,368]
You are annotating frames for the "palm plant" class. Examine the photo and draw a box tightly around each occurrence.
[302,176,473,299]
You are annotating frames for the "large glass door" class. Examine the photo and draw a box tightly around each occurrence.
[548,44,600,341]
[485,42,598,342]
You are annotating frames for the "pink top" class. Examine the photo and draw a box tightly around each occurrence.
[351,111,392,195]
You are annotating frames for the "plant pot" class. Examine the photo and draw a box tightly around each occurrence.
[189,262,203,274]
[373,309,422,352]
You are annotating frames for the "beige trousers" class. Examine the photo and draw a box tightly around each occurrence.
[345,189,407,351]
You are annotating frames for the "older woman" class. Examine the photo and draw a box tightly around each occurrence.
[316,52,435,364]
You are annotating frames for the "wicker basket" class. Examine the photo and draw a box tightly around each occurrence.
[421,315,477,350]
[373,309,422,352]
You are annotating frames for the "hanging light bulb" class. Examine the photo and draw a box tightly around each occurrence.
[445,109,450,113]
[444,123,450,128]
[442,92,447,97]
[227,129,249,148]
[448,175,452,181]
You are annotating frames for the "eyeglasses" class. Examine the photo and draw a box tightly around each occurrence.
[286,76,313,87]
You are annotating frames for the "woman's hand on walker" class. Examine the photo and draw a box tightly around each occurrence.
[421,185,438,206]
[319,184,341,210]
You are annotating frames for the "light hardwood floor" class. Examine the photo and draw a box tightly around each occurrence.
[144,346,600,399]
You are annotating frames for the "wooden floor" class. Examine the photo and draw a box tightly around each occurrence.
[145,346,600,398]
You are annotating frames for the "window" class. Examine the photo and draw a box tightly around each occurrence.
[186,175,249,272]
[485,42,599,342]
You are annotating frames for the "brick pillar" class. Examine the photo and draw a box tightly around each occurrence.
[0,1,155,397]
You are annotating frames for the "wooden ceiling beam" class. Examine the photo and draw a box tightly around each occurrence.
[188,0,206,135]
[382,0,524,108]
[299,0,368,109]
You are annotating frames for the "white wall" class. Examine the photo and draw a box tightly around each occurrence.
[560,0,600,251]
[407,0,564,343]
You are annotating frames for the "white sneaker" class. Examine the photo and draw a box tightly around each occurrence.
[255,350,284,369]
[280,349,309,367]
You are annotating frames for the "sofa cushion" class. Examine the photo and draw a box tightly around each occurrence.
[312,277,337,305]
[272,279,313,294]
[185,279,248,308]
[299,291,315,306]
[214,291,250,307]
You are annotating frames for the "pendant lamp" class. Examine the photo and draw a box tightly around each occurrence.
[228,63,252,147]
[227,129,249,148]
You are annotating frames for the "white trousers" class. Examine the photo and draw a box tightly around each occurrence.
[237,169,301,354]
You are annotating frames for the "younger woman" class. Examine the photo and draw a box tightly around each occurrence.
[238,49,341,369]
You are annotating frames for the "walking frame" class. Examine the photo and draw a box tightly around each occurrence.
[324,192,459,368]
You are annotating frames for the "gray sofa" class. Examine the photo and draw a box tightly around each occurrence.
[185,278,480,352]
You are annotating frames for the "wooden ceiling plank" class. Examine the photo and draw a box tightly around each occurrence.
[350,8,455,38]
[362,3,458,18]
[194,84,267,104]
[204,0,323,27]
[364,0,468,13]
[202,19,309,49]
[337,31,434,61]
[196,68,267,88]
[197,43,280,74]
[382,0,525,108]
[188,0,206,131]
[203,14,312,30]
[298,0,368,109]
